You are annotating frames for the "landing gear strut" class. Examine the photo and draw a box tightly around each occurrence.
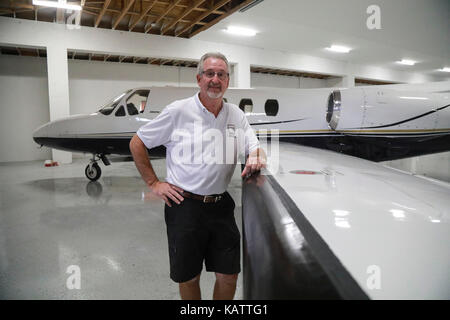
[85,153,110,181]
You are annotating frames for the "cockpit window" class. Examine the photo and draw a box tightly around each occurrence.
[98,101,118,115]
[115,106,125,117]
[126,89,150,114]
[127,103,139,115]
[98,90,132,115]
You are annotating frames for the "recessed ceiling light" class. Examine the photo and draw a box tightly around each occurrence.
[396,59,416,66]
[325,45,351,53]
[33,0,82,11]
[437,67,450,72]
[224,26,257,37]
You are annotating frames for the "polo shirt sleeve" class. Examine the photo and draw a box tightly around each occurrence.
[136,107,173,149]
[240,112,260,155]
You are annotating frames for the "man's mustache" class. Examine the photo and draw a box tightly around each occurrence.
[208,84,222,89]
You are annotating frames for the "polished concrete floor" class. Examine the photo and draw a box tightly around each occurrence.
[0,157,244,299]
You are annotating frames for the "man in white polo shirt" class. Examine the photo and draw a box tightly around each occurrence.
[129,52,265,300]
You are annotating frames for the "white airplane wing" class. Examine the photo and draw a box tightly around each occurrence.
[245,142,450,299]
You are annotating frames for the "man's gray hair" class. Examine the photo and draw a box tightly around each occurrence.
[197,52,229,75]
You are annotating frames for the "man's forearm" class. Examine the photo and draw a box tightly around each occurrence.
[129,135,159,187]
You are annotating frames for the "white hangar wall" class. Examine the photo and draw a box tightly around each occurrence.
[0,55,51,162]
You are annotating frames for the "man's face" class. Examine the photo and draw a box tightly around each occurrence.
[197,57,229,99]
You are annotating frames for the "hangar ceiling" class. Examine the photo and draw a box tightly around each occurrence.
[0,0,254,37]
[1,0,446,81]
[195,0,450,77]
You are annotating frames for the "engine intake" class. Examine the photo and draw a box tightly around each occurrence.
[326,90,341,131]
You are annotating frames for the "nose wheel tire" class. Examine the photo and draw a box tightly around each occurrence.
[85,163,102,181]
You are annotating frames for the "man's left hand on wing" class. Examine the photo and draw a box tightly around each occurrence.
[241,148,267,178]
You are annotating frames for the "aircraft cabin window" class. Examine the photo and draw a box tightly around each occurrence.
[265,99,279,116]
[115,106,126,117]
[239,98,253,113]
[127,90,150,114]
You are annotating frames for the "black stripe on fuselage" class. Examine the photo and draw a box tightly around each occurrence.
[34,129,450,162]
[33,136,166,157]
[349,104,450,129]
[249,118,307,126]
[257,131,450,137]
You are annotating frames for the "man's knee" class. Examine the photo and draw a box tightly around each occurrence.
[215,273,238,285]
[180,274,201,286]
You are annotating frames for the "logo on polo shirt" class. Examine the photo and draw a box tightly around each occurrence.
[227,124,236,137]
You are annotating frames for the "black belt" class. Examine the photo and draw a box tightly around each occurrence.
[181,191,225,203]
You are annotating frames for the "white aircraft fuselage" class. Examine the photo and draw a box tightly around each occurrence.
[34,84,450,163]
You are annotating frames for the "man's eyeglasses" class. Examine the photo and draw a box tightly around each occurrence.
[201,70,229,80]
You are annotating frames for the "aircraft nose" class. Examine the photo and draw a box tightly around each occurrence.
[33,122,49,145]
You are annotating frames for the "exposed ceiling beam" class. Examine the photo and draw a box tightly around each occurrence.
[113,0,136,30]
[145,0,183,33]
[189,0,254,38]
[175,0,231,37]
[95,0,112,27]
[161,0,206,35]
[129,0,156,31]
[134,56,145,63]
[82,9,98,16]
[10,3,34,10]
[0,9,14,15]
[43,5,205,27]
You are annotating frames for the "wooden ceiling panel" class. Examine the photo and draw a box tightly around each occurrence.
[0,0,257,37]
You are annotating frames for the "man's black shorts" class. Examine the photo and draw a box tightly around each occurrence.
[164,191,241,283]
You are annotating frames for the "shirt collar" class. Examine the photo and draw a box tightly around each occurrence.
[194,92,208,113]
[194,92,226,118]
